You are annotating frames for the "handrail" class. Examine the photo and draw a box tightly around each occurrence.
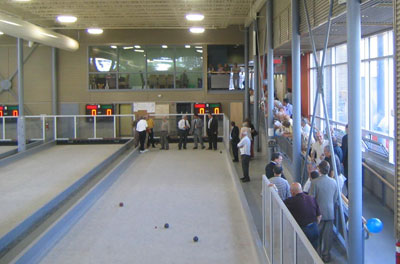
[362,162,395,191]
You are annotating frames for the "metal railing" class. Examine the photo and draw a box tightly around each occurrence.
[262,175,323,264]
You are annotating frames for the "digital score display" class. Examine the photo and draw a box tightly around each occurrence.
[194,103,222,115]
[0,105,19,123]
[85,104,114,122]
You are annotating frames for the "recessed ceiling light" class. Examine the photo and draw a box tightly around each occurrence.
[134,49,144,53]
[13,0,31,2]
[194,46,202,48]
[189,27,205,34]
[0,32,3,35]
[134,45,141,49]
[57,15,77,23]
[185,45,191,48]
[196,50,203,53]
[110,45,117,49]
[87,28,103,35]
[123,46,133,50]
[186,13,204,21]
[162,45,168,48]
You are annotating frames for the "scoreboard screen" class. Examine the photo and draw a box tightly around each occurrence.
[85,104,114,122]
[194,103,222,115]
[0,105,19,117]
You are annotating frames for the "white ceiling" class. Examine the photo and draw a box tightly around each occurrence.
[0,0,256,29]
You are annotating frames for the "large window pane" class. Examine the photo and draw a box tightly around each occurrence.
[119,73,145,90]
[335,44,347,64]
[335,64,348,123]
[89,46,117,73]
[175,47,203,72]
[361,62,369,129]
[147,73,174,89]
[118,47,146,72]
[176,72,202,88]
[89,73,117,90]
[370,59,388,134]
[323,66,333,119]
[147,47,174,73]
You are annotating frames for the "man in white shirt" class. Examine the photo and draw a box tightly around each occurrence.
[178,115,190,150]
[311,131,328,164]
[136,116,148,153]
[237,129,251,182]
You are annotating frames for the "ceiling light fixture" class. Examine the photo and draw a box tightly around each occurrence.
[186,13,204,21]
[134,49,144,53]
[0,31,3,35]
[162,45,168,48]
[57,15,77,23]
[87,28,103,35]
[110,45,117,49]
[13,0,31,2]
[134,45,141,49]
[185,45,191,48]
[189,27,205,34]
[123,46,133,49]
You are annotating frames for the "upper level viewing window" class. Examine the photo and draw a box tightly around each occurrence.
[88,45,203,90]
[207,45,245,91]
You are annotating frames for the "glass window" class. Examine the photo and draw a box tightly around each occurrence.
[176,72,203,88]
[175,47,203,72]
[335,44,347,64]
[335,64,348,123]
[89,73,117,90]
[89,46,117,73]
[147,47,175,73]
[118,73,145,90]
[369,59,388,134]
[118,47,146,72]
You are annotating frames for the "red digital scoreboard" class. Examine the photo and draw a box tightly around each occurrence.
[85,104,114,122]
[194,103,222,115]
[0,105,19,117]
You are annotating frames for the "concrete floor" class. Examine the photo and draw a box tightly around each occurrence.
[40,145,261,264]
[233,149,394,264]
[0,146,16,155]
[0,145,121,238]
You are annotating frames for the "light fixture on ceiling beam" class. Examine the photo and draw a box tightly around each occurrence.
[87,28,103,35]
[57,15,77,23]
[186,13,204,21]
[0,31,3,35]
[189,27,205,34]
[185,45,191,48]
[162,45,168,48]
[134,45,141,49]
[0,12,78,51]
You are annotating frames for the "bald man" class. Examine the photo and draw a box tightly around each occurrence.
[284,182,321,250]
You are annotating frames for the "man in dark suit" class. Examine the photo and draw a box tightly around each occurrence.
[265,152,286,179]
[207,113,218,150]
[341,124,348,187]
[230,121,240,162]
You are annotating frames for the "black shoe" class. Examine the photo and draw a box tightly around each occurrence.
[193,147,198,149]
[183,147,186,149]
[166,147,169,150]
[201,146,205,149]
[322,256,331,263]
[241,178,250,182]
[179,148,181,150]
[239,177,245,180]
[233,159,239,162]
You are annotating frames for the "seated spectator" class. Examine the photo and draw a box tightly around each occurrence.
[269,166,291,200]
[284,182,321,250]
[311,131,328,164]
[223,63,230,72]
[217,64,224,73]
[265,152,285,179]
[283,98,293,117]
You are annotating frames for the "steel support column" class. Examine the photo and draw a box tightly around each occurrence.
[347,0,363,263]
[52,48,58,115]
[253,19,260,152]
[266,0,274,162]
[17,38,26,152]
[291,0,301,181]
[245,27,250,119]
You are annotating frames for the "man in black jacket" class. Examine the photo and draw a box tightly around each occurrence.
[265,152,286,179]
[207,113,218,150]
[230,121,240,162]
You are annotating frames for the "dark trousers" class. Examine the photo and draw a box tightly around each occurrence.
[139,131,146,151]
[147,128,155,147]
[241,154,250,179]
[208,133,218,149]
[318,220,334,259]
[178,129,188,149]
[302,222,319,250]
[231,140,239,161]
